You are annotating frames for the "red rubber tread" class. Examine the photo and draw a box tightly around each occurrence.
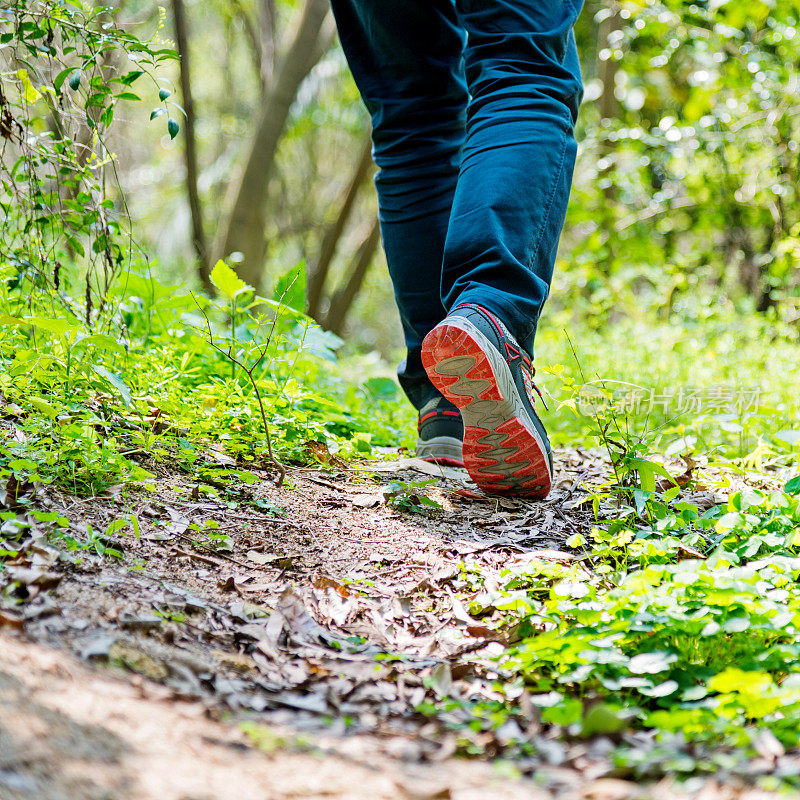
[422,323,551,499]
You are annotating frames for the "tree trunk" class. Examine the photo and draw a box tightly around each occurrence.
[228,0,274,92]
[596,1,622,273]
[213,0,330,289]
[172,0,212,293]
[258,0,277,89]
[306,136,374,320]
[597,3,620,124]
[322,218,381,336]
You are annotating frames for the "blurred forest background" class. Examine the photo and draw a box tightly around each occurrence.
[2,0,800,456]
[96,0,800,352]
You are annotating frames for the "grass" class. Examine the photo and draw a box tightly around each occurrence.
[429,478,800,785]
[536,305,800,460]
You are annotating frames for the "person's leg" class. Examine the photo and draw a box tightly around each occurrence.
[421,1,583,498]
[443,0,584,356]
[329,0,468,411]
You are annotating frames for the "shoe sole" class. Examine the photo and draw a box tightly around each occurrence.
[416,435,464,468]
[421,317,552,499]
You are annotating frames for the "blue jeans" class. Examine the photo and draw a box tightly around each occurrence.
[330,0,584,410]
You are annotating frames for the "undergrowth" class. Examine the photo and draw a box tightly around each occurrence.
[431,462,800,785]
[0,258,409,498]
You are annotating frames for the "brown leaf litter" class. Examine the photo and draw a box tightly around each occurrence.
[0,447,781,800]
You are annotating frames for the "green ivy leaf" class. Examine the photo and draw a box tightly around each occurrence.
[785,476,800,495]
[73,333,127,356]
[581,703,629,735]
[16,69,40,104]
[628,652,677,675]
[273,262,306,312]
[633,488,650,516]
[709,667,764,694]
[68,70,81,91]
[364,377,399,402]
[722,616,750,633]
[167,117,179,139]
[158,88,171,101]
[541,697,583,727]
[28,396,59,419]
[54,67,73,93]
[104,518,129,537]
[26,316,79,336]
[638,680,679,698]
[100,104,114,128]
[119,70,144,85]
[681,686,708,701]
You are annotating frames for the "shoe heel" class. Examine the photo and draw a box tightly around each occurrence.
[421,324,502,407]
[422,318,552,500]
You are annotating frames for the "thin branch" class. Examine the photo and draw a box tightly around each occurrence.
[190,294,287,486]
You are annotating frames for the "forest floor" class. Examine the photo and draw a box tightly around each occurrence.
[0,448,784,800]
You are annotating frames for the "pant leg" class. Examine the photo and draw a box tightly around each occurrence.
[444,0,584,356]
[329,0,468,410]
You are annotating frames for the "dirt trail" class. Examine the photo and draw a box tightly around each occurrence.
[0,636,549,800]
[0,449,763,800]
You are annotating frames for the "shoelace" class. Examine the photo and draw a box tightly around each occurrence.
[453,304,550,412]
[524,364,549,411]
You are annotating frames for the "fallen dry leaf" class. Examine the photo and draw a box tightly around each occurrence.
[395,778,452,800]
[752,728,785,762]
[465,624,506,643]
[351,493,381,508]
[0,475,33,509]
[246,549,281,565]
[312,572,350,597]
[0,606,24,628]
[4,565,62,589]
[676,542,706,561]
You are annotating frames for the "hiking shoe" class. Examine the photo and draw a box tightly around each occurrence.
[421,303,553,499]
[415,395,464,467]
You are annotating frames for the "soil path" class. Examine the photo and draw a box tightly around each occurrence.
[0,450,763,799]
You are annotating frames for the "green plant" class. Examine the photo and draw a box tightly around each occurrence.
[51,521,122,558]
[188,519,232,552]
[0,1,176,315]
[190,260,299,484]
[383,478,443,514]
[431,474,800,782]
